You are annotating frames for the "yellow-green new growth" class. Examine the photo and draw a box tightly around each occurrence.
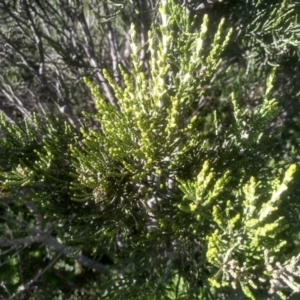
[205,164,297,297]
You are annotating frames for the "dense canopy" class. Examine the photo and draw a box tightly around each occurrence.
[0,0,300,299]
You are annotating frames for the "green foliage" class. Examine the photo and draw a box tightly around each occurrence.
[0,0,300,299]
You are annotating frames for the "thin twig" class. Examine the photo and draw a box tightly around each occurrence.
[8,248,65,300]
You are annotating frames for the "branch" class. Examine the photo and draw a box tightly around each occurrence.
[0,235,47,247]
[44,234,109,275]
[77,5,119,108]
[8,248,65,300]
[0,232,109,275]
[103,2,120,83]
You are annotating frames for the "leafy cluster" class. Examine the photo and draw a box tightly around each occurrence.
[0,0,300,299]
